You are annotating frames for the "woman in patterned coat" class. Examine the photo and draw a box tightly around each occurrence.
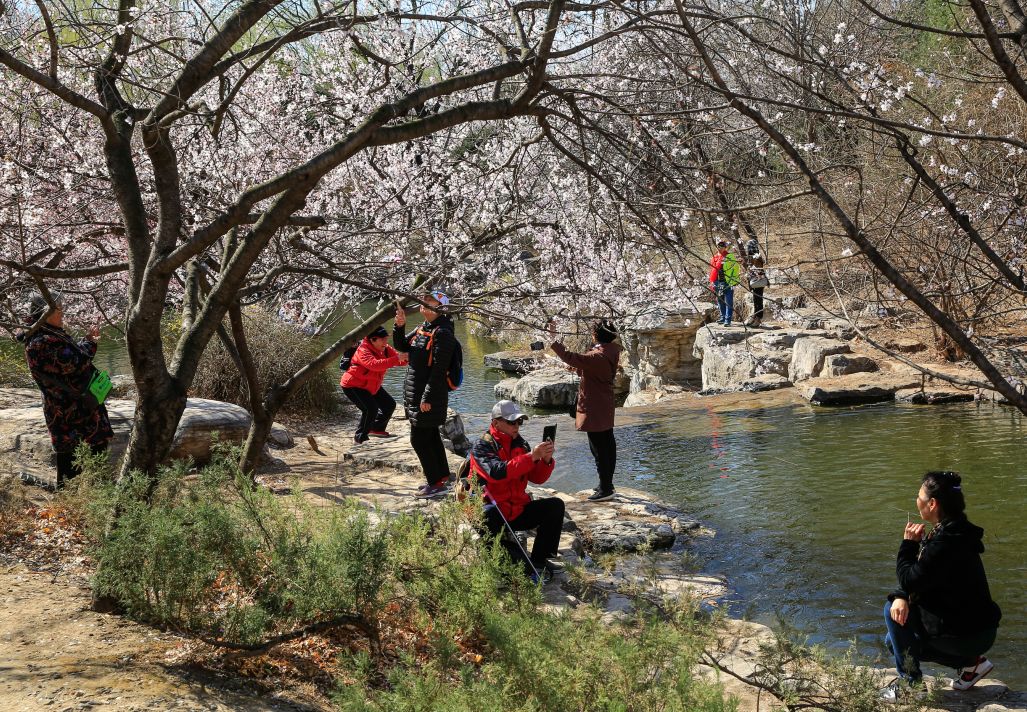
[18,293,112,488]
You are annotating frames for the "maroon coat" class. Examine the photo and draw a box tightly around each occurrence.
[551,341,622,432]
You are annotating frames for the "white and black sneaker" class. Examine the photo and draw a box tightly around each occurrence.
[587,489,615,502]
[952,656,993,691]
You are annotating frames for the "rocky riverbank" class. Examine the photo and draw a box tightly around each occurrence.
[2,379,1024,710]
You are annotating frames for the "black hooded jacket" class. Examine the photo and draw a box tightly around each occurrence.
[891,514,1001,637]
[393,315,457,428]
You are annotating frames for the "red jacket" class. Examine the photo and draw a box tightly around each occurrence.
[469,424,555,521]
[339,338,402,394]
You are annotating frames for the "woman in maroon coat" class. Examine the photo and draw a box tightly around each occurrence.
[550,320,622,501]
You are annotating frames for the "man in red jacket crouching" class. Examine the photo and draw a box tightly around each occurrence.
[469,400,564,583]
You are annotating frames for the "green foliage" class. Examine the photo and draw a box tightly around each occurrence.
[0,345,33,387]
[162,307,337,417]
[79,447,389,644]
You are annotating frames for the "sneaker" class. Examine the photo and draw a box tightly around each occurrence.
[587,489,615,502]
[529,566,553,585]
[880,679,925,703]
[414,480,450,498]
[367,430,395,438]
[952,656,993,691]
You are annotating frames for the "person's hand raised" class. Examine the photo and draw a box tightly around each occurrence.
[904,522,925,542]
[395,304,406,328]
[532,440,555,463]
[87,321,101,341]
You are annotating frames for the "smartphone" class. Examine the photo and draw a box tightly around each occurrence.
[542,424,557,443]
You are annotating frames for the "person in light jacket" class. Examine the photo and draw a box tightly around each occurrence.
[550,320,622,502]
[340,326,408,445]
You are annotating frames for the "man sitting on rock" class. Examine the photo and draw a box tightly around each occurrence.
[469,400,564,583]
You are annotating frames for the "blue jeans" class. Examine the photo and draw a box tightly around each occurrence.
[883,600,996,681]
[715,285,734,324]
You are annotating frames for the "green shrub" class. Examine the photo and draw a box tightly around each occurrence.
[163,307,337,417]
[81,447,391,644]
[0,345,33,387]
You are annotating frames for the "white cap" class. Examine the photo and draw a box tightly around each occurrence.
[491,400,527,423]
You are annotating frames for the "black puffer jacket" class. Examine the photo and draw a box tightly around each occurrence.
[891,515,1001,637]
[393,315,457,427]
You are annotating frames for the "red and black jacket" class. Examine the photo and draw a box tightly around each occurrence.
[469,423,554,521]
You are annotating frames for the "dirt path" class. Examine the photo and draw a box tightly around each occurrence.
[0,564,323,712]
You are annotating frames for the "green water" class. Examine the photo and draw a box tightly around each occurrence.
[544,401,1027,687]
[12,317,1026,685]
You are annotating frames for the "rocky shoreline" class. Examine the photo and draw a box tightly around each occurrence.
[2,342,1025,710]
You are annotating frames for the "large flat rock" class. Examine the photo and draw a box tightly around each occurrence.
[553,487,702,555]
[483,349,549,374]
[789,336,851,381]
[896,387,976,405]
[0,394,251,468]
[493,367,579,408]
[800,373,922,406]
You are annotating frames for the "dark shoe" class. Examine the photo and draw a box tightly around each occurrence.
[952,656,993,690]
[529,566,553,585]
[414,480,450,498]
[368,430,396,438]
[353,434,367,445]
[587,489,615,502]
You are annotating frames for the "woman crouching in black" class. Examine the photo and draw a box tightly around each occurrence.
[881,471,1001,701]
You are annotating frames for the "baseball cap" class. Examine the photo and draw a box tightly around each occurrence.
[428,290,450,307]
[491,400,527,423]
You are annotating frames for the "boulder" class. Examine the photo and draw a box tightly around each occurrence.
[700,346,790,393]
[748,328,827,350]
[821,354,878,377]
[494,378,519,400]
[581,520,676,553]
[168,398,253,463]
[621,307,716,395]
[268,422,294,449]
[895,387,975,405]
[692,324,750,359]
[799,373,921,406]
[494,367,579,408]
[483,349,548,374]
[0,394,252,468]
[789,337,851,382]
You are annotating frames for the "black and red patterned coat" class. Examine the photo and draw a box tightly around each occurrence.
[24,327,113,454]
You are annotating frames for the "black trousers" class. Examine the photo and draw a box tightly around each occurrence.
[342,386,396,441]
[752,287,765,320]
[55,443,108,489]
[485,497,566,568]
[587,429,617,492]
[409,424,450,485]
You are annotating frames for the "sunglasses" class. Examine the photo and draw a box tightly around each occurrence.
[503,417,525,426]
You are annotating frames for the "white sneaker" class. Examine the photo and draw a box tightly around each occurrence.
[951,656,993,691]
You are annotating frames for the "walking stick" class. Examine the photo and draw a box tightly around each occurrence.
[483,487,543,582]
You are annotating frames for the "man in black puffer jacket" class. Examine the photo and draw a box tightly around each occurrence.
[393,291,459,498]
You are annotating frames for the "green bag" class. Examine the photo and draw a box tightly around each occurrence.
[86,369,113,406]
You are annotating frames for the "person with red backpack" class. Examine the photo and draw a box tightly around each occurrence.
[393,291,463,498]
[340,326,408,445]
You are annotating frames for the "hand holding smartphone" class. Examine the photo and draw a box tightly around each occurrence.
[542,424,557,443]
